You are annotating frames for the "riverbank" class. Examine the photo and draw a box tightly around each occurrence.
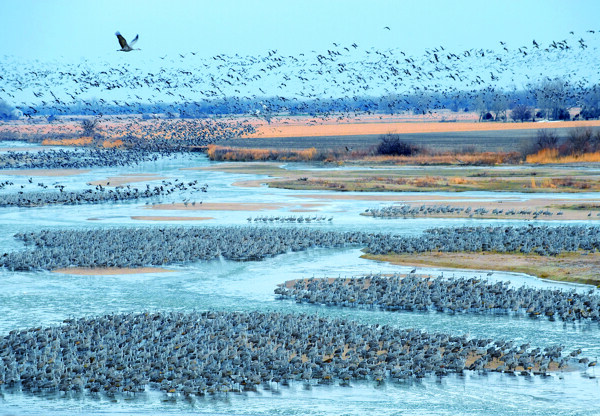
[361,251,600,286]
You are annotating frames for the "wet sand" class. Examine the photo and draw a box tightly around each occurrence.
[147,202,324,211]
[288,194,600,220]
[144,195,599,220]
[88,175,168,187]
[131,216,214,221]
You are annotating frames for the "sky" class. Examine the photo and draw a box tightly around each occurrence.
[2,0,600,61]
[1,0,599,113]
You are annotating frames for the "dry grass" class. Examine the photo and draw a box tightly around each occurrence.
[526,148,600,164]
[358,151,522,165]
[198,161,600,193]
[361,251,600,286]
[529,176,593,190]
[41,136,93,146]
[207,144,522,165]
[102,139,124,148]
[207,145,318,161]
[273,174,600,193]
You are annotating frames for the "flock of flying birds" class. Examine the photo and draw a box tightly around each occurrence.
[0,29,599,121]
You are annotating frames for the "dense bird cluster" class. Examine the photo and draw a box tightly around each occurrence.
[2,225,598,271]
[365,225,600,256]
[247,215,333,223]
[276,275,600,322]
[365,204,560,219]
[0,311,580,396]
[108,119,255,152]
[0,119,254,168]
[1,227,371,271]
[0,148,157,170]
[0,180,206,208]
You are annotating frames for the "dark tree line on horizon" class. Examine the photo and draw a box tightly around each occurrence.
[2,79,599,122]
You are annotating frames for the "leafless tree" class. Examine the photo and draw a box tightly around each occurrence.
[510,104,532,122]
[81,118,100,137]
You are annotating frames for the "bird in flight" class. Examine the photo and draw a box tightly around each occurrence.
[115,32,140,52]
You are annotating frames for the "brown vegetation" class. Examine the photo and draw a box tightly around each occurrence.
[362,251,600,286]
[41,137,93,146]
[526,148,600,164]
[207,145,317,161]
[207,144,521,165]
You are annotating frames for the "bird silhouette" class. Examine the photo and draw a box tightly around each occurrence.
[115,32,140,52]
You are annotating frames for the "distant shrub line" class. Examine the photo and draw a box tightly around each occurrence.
[526,127,600,163]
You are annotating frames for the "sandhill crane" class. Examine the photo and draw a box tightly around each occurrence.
[115,32,139,52]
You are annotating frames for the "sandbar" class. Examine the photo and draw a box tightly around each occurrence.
[147,202,324,211]
[131,216,214,221]
[291,193,469,201]
[361,200,600,221]
[88,175,167,187]
[148,202,287,211]
[362,251,600,285]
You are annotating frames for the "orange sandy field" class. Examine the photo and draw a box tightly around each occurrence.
[3,114,600,141]
[245,117,600,139]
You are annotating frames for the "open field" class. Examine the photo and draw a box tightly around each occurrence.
[361,251,600,286]
[219,117,600,152]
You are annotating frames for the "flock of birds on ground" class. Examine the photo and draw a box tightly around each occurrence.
[365,224,600,257]
[247,215,333,223]
[364,204,600,219]
[0,311,585,396]
[2,224,598,270]
[0,119,254,155]
[0,178,206,208]
[0,148,157,169]
[1,30,599,120]
[276,274,600,322]
[1,227,369,270]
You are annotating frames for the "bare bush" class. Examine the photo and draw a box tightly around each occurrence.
[535,129,560,150]
[376,133,418,156]
[566,127,599,154]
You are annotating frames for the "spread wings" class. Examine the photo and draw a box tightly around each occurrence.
[115,32,128,49]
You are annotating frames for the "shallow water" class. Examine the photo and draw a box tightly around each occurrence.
[1,153,600,415]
